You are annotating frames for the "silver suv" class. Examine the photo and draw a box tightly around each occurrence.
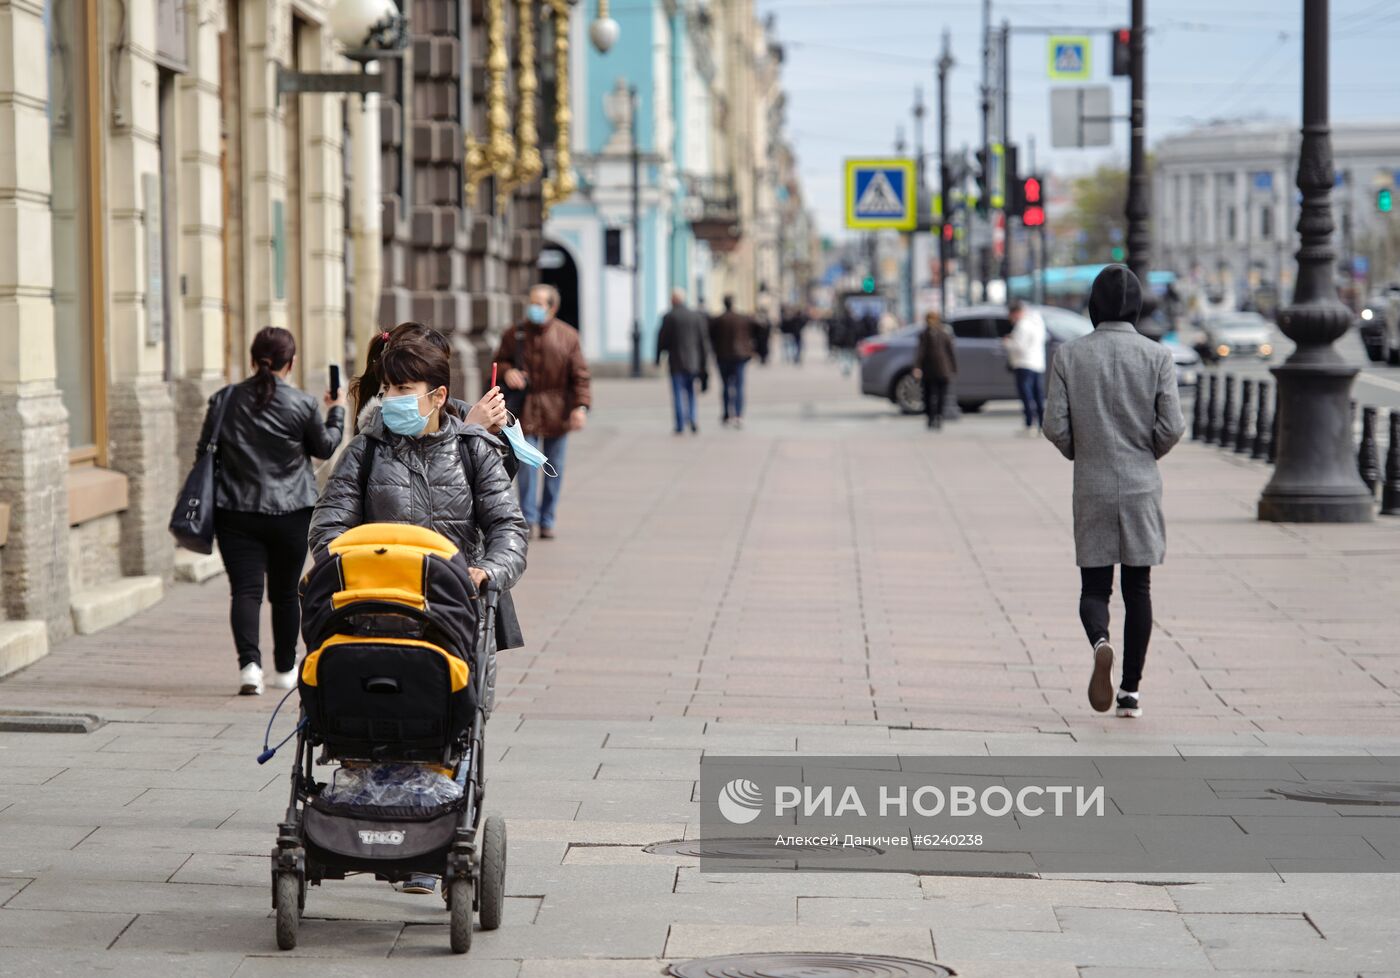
[859,305,1200,414]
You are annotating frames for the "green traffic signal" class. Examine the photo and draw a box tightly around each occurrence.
[861,276,876,294]
[1111,246,1125,261]
[1380,188,1393,213]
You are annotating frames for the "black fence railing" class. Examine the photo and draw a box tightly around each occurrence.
[1191,369,1400,516]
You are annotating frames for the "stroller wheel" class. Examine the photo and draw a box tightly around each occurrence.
[448,877,473,954]
[479,813,507,931]
[274,872,301,951]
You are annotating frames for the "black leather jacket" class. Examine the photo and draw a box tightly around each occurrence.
[197,377,345,515]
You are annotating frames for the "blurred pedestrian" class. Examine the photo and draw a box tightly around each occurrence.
[912,312,957,430]
[709,295,755,429]
[199,327,345,696]
[781,306,808,364]
[1043,265,1185,720]
[495,283,591,539]
[751,312,773,366]
[1005,300,1046,436]
[655,289,710,435]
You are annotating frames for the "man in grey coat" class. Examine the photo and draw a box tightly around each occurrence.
[655,289,710,434]
[1043,265,1185,718]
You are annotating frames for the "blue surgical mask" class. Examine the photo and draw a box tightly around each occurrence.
[501,416,558,477]
[381,391,434,436]
[526,304,548,325]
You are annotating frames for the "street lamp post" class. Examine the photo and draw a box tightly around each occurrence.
[1258,0,1374,523]
[629,84,643,379]
[1125,0,1153,329]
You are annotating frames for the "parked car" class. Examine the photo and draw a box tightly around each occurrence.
[859,305,1195,415]
[1358,288,1400,365]
[1195,312,1278,363]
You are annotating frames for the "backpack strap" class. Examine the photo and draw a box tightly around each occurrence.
[357,433,381,504]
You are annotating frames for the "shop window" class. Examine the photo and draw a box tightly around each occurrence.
[47,0,106,461]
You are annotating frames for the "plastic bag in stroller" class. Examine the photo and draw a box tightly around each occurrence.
[265,524,507,954]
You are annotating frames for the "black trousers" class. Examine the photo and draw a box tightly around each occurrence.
[214,507,313,672]
[923,377,949,426]
[1079,565,1152,694]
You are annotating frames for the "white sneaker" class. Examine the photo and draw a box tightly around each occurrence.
[239,663,264,696]
[268,668,297,690]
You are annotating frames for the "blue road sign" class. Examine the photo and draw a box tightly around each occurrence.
[845,159,917,230]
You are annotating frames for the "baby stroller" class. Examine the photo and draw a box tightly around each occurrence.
[269,523,505,953]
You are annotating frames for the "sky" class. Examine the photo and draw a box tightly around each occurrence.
[751,0,1400,237]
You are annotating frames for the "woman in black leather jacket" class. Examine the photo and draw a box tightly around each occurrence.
[196,327,345,696]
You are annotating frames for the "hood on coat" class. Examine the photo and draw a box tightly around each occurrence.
[1088,263,1143,327]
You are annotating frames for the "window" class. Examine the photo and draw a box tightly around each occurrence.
[1226,207,1237,242]
[47,0,105,459]
[1260,205,1273,240]
[950,318,999,340]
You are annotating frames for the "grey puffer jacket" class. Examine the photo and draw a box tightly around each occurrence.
[308,411,528,591]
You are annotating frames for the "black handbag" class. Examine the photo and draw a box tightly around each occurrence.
[169,386,233,554]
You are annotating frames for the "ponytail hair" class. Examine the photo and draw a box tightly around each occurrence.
[250,327,296,408]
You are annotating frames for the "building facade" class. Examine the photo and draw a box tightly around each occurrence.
[543,0,810,364]
[0,0,562,672]
[1153,121,1400,306]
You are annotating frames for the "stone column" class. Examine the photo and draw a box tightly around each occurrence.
[104,0,177,580]
[0,0,73,638]
[173,0,230,464]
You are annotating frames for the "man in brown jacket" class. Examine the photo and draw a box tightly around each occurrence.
[708,295,755,428]
[913,311,957,430]
[495,284,592,539]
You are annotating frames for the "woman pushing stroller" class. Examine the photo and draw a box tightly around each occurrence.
[308,324,529,894]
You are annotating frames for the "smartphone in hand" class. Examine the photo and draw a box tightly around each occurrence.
[328,364,341,399]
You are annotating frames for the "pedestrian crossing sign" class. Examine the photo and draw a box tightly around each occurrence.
[1048,35,1091,80]
[845,159,917,231]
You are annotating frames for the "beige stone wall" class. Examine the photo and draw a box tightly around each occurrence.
[0,0,73,640]
[68,513,123,593]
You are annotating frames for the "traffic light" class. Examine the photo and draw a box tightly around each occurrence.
[974,148,989,214]
[861,276,876,294]
[1111,27,1132,76]
[1379,188,1394,213]
[1021,175,1045,228]
[1003,144,1020,215]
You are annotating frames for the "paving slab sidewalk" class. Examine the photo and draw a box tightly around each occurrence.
[2,359,1398,976]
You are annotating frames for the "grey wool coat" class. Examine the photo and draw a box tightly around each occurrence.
[1042,321,1186,567]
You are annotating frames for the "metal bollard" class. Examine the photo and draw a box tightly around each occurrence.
[1382,411,1400,516]
[1219,375,1237,448]
[1235,379,1255,454]
[1191,377,1208,441]
[1358,406,1381,497]
[1204,373,1220,444]
[1251,381,1272,460]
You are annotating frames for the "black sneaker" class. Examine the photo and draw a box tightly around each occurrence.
[1088,639,1114,713]
[1116,692,1142,718]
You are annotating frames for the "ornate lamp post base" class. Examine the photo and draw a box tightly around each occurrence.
[1256,0,1374,524]
[1258,360,1374,522]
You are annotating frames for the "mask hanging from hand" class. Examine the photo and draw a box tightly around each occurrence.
[500,414,558,477]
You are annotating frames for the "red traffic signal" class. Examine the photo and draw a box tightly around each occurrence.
[1021,174,1045,227]
[1112,27,1132,76]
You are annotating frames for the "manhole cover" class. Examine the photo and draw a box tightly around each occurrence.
[644,838,885,859]
[0,711,105,734]
[667,952,954,977]
[1270,783,1400,806]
